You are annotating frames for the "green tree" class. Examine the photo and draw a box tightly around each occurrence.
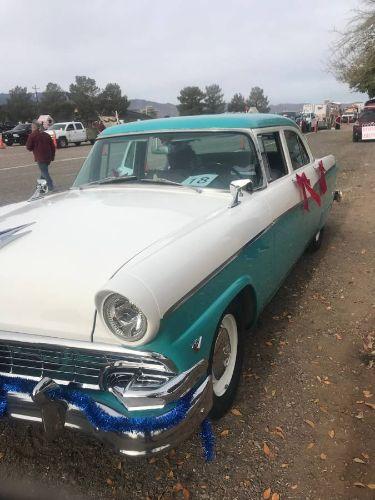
[177,86,206,115]
[6,86,35,122]
[227,93,247,112]
[0,104,7,122]
[69,76,99,122]
[204,84,225,114]
[40,82,74,121]
[97,83,129,116]
[247,87,270,113]
[330,0,375,97]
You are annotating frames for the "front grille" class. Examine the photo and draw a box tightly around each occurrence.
[0,341,175,390]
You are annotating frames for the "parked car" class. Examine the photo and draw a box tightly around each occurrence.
[46,121,94,148]
[364,98,375,110]
[2,123,32,146]
[0,122,16,134]
[0,114,339,457]
[353,109,375,142]
[341,113,356,123]
[281,111,297,120]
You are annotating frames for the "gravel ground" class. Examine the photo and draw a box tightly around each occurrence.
[0,127,373,499]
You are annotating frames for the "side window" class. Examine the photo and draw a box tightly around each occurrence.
[75,123,83,130]
[284,130,310,170]
[257,132,288,183]
[66,124,75,131]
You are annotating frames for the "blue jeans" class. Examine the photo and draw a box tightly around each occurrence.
[38,162,54,190]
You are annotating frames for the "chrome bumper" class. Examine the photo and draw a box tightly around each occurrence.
[3,362,213,456]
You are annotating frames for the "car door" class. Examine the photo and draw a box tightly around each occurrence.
[74,122,86,142]
[256,127,317,288]
[65,123,75,143]
[282,128,321,240]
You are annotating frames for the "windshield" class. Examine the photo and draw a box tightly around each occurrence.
[13,124,29,131]
[73,131,263,191]
[49,123,66,130]
[359,111,375,124]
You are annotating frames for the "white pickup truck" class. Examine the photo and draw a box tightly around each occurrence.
[46,122,95,148]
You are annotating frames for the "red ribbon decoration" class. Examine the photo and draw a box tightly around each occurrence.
[296,172,321,211]
[318,160,327,194]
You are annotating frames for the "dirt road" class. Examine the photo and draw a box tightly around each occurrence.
[0,128,373,499]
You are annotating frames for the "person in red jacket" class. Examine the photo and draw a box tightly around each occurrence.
[26,120,56,190]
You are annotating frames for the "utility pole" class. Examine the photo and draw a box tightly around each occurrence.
[32,85,40,115]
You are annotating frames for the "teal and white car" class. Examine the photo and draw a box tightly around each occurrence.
[0,114,340,456]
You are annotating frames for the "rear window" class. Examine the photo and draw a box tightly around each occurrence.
[13,124,29,131]
[284,130,310,170]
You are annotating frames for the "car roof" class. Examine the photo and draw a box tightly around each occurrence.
[99,113,298,137]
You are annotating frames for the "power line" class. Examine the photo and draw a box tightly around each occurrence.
[32,85,40,104]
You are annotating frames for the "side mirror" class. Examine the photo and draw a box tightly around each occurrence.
[229,179,253,208]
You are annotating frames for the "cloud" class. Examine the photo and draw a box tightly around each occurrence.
[0,0,366,103]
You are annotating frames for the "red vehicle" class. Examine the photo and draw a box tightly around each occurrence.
[353,106,375,142]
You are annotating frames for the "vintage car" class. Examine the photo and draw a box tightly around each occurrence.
[0,114,340,457]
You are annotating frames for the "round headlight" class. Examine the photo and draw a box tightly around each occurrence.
[102,294,147,342]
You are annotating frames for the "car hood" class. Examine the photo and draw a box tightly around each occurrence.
[46,129,63,136]
[0,185,228,341]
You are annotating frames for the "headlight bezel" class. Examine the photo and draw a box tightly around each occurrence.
[102,293,148,342]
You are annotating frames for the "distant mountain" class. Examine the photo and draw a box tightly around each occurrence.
[0,92,361,117]
[269,103,304,113]
[129,99,178,117]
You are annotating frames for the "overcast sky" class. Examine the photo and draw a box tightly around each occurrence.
[0,0,367,104]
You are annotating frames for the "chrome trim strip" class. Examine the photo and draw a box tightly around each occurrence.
[165,173,332,316]
[97,127,255,140]
[165,225,270,316]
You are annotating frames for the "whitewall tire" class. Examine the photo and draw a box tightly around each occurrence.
[209,308,244,419]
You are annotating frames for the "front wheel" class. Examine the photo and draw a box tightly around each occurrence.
[308,228,324,252]
[209,309,244,419]
[58,137,68,148]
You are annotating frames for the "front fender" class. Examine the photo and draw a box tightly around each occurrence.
[143,274,255,373]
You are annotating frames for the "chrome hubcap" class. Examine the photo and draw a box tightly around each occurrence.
[212,314,238,397]
[212,327,231,380]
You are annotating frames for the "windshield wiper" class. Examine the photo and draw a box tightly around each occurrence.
[78,175,201,192]
[140,178,202,193]
[79,175,138,188]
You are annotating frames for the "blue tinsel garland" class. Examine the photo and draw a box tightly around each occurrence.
[0,375,214,461]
